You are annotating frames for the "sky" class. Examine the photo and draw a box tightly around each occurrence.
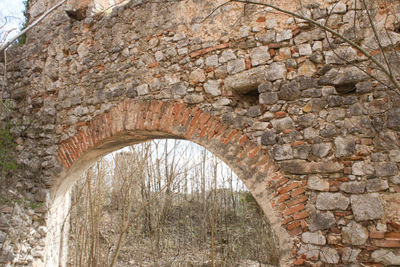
[0,0,25,43]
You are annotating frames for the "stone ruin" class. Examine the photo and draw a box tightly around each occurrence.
[0,0,400,265]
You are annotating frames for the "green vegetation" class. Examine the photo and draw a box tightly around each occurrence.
[17,0,30,45]
[0,122,17,179]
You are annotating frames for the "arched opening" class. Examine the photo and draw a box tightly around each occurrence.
[67,139,280,266]
[46,100,292,266]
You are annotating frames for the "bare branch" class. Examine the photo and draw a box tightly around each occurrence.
[0,0,67,53]
[0,28,17,45]
[361,0,394,79]
[228,0,400,91]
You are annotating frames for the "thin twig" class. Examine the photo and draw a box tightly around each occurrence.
[361,0,394,80]
[0,0,67,53]
[201,0,233,24]
[226,0,400,90]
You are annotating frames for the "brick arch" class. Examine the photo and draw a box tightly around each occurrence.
[53,99,304,265]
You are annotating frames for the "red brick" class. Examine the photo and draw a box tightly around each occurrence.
[275,111,286,118]
[238,134,249,145]
[370,232,385,239]
[237,144,253,160]
[256,16,266,22]
[213,125,227,139]
[256,154,270,166]
[197,113,211,130]
[278,203,286,211]
[300,220,308,230]
[148,62,159,68]
[334,211,352,217]
[269,48,275,57]
[287,220,301,230]
[286,195,308,207]
[330,226,341,234]
[291,141,305,146]
[202,119,218,138]
[278,182,300,195]
[269,43,281,49]
[281,216,293,225]
[293,259,305,266]
[294,210,310,220]
[205,67,215,73]
[291,187,305,198]
[276,177,289,187]
[386,232,400,240]
[248,147,261,159]
[284,203,306,216]
[282,129,292,134]
[172,102,185,122]
[279,193,290,203]
[190,43,230,58]
[344,167,352,174]
[245,57,251,70]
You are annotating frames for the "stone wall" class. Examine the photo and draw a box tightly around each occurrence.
[1,0,400,266]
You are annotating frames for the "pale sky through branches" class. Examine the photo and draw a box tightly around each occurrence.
[0,0,25,42]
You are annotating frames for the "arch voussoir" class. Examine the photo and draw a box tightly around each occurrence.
[54,101,292,262]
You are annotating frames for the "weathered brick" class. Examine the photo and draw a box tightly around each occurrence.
[284,203,306,216]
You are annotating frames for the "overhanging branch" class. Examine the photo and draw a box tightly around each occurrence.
[0,0,67,53]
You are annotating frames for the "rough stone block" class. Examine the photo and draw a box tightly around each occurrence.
[371,249,400,265]
[352,161,374,176]
[301,231,326,245]
[171,82,186,96]
[293,145,311,159]
[388,108,400,130]
[366,179,389,192]
[311,143,331,158]
[250,46,270,66]
[307,175,329,191]
[334,136,355,157]
[189,69,206,85]
[339,181,365,194]
[351,193,384,221]
[227,58,246,75]
[272,144,293,160]
[342,221,368,245]
[224,66,266,94]
[219,49,236,63]
[259,92,278,104]
[298,244,320,260]
[319,66,368,86]
[389,150,400,162]
[261,130,277,145]
[278,81,300,101]
[320,247,339,264]
[271,117,295,132]
[308,211,335,231]
[265,62,287,81]
[204,80,221,96]
[342,248,360,264]
[298,43,312,56]
[375,162,398,177]
[316,193,349,210]
[281,160,343,174]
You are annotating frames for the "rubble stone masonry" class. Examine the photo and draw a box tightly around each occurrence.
[1,0,400,266]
